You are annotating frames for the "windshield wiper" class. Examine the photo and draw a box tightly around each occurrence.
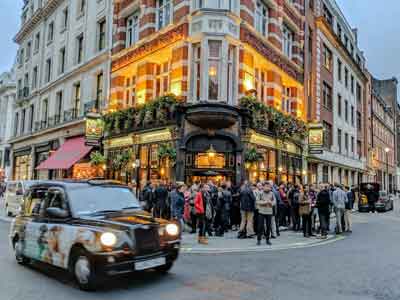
[121,206,141,210]
[90,209,122,215]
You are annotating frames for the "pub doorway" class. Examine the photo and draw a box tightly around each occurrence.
[183,134,237,186]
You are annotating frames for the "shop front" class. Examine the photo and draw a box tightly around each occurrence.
[13,146,32,180]
[104,128,177,190]
[36,136,95,179]
[245,131,304,185]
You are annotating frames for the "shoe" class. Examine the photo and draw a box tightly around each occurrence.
[277,233,280,237]
[257,240,261,246]
[247,234,256,238]
[271,235,276,239]
[266,240,272,246]
[198,237,208,245]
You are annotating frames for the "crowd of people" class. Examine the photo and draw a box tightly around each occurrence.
[139,180,356,245]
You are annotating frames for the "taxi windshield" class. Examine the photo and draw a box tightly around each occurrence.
[68,185,141,216]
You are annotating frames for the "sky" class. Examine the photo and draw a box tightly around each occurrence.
[0,0,399,80]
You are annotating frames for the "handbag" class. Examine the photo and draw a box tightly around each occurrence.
[299,203,311,216]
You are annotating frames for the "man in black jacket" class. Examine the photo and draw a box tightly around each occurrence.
[317,184,331,238]
[239,181,256,238]
[154,182,169,218]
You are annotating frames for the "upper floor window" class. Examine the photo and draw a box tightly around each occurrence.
[78,0,86,17]
[337,94,342,117]
[323,121,332,148]
[350,75,354,94]
[337,23,342,39]
[323,4,333,26]
[322,44,332,71]
[59,47,66,74]
[61,7,69,31]
[47,21,54,43]
[32,66,38,90]
[322,81,332,110]
[195,0,235,10]
[255,1,268,36]
[337,59,342,81]
[97,19,106,51]
[45,58,52,83]
[14,112,19,136]
[126,13,139,48]
[344,67,349,88]
[192,43,201,101]
[282,24,293,58]
[208,40,222,101]
[76,34,84,64]
[337,129,342,153]
[34,32,40,53]
[95,72,104,110]
[344,100,348,122]
[26,41,32,61]
[157,0,172,30]
[73,83,81,118]
[356,83,362,102]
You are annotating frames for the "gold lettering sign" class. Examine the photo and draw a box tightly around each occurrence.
[105,135,134,149]
[284,142,301,155]
[136,129,172,144]
[249,133,276,148]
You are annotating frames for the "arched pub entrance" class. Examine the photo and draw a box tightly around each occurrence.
[183,133,241,185]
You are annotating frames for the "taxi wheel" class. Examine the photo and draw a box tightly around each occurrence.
[14,239,29,265]
[155,262,174,274]
[70,249,98,291]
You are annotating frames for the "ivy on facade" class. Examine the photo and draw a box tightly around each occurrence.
[103,94,179,135]
[239,96,307,140]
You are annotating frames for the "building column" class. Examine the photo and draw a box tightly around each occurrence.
[327,165,332,183]
[317,163,323,184]
[332,167,339,184]
[30,145,35,180]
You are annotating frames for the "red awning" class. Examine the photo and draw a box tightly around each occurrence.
[36,136,92,170]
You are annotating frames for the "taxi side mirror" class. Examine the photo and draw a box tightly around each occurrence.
[46,207,69,219]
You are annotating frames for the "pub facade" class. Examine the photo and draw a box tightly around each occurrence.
[106,0,307,189]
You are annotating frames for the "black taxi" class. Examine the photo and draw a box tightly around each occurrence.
[9,180,181,290]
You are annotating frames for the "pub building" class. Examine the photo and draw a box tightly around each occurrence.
[105,0,308,189]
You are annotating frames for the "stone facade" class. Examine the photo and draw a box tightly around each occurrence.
[10,0,113,180]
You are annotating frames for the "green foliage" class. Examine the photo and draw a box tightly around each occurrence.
[90,151,106,166]
[244,147,264,163]
[239,96,307,140]
[111,149,133,171]
[157,143,177,163]
[103,94,179,135]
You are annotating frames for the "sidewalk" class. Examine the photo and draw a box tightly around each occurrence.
[181,229,343,254]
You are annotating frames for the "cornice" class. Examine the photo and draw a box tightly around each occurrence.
[14,0,64,44]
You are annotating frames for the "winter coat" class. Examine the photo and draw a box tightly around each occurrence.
[256,191,276,215]
[299,192,311,216]
[346,191,354,210]
[194,191,205,215]
[171,190,185,219]
[154,185,169,209]
[317,189,331,214]
[288,188,301,208]
[332,188,348,209]
[240,186,256,212]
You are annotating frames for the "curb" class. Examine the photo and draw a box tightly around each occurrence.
[180,235,346,255]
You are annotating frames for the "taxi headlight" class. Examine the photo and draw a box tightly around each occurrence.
[165,223,179,236]
[100,232,117,247]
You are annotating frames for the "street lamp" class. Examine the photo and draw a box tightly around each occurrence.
[385,147,390,192]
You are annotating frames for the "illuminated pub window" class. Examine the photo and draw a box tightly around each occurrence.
[280,152,302,184]
[248,147,276,183]
[195,153,226,169]
[14,155,32,180]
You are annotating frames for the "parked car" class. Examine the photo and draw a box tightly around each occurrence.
[4,181,37,216]
[375,191,394,212]
[358,183,379,212]
[9,180,181,290]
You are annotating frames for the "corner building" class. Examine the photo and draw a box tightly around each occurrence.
[107,0,307,188]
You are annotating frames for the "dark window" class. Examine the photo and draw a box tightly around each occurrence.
[357,112,362,130]
[323,121,332,148]
[356,83,362,102]
[344,100,348,122]
[29,104,34,132]
[323,44,332,71]
[96,72,103,110]
[345,133,349,153]
[351,105,354,126]
[337,94,342,116]
[357,140,362,157]
[98,19,106,51]
[323,4,333,26]
[338,129,342,153]
[322,165,329,183]
[21,109,26,134]
[344,68,348,88]
[322,81,332,110]
[337,59,342,81]
[76,34,84,64]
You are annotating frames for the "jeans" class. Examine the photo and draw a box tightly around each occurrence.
[311,207,318,231]
[302,214,312,236]
[318,211,329,236]
[190,212,197,232]
[240,211,255,236]
[344,209,352,231]
[257,213,272,241]
[291,206,300,231]
[197,214,206,237]
[335,207,345,233]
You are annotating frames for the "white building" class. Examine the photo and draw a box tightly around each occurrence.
[10,0,112,180]
[0,70,16,181]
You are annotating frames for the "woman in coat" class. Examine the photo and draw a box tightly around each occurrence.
[299,184,312,237]
[194,184,208,244]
